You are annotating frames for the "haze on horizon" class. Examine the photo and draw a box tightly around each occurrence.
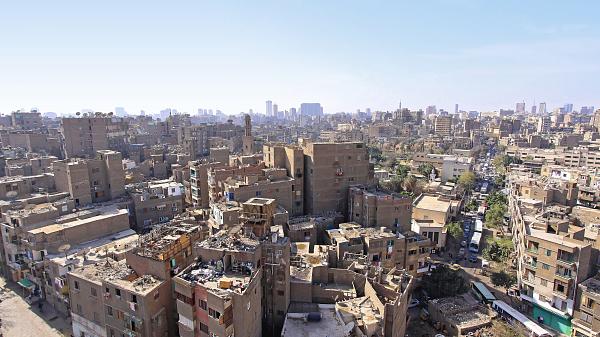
[1,1,599,115]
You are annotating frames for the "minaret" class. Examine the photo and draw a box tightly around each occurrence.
[242,114,254,155]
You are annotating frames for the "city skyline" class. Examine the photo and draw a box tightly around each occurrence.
[1,1,599,114]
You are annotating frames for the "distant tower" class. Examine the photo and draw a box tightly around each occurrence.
[455,104,459,114]
[266,100,273,116]
[243,114,254,155]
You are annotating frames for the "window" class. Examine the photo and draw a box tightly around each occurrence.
[77,304,82,314]
[199,322,209,333]
[115,289,121,298]
[154,291,160,300]
[74,280,80,290]
[540,279,547,287]
[131,294,137,303]
[91,288,97,297]
[546,249,552,257]
[107,305,113,316]
[208,308,221,320]
[199,300,207,310]
[277,290,284,296]
[542,263,550,270]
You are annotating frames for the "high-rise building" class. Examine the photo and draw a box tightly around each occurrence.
[425,105,437,115]
[531,105,537,114]
[537,116,551,133]
[266,100,273,116]
[539,102,547,115]
[563,103,574,113]
[61,116,129,158]
[580,106,595,114]
[516,102,526,113]
[454,104,459,114]
[273,104,279,118]
[299,103,323,116]
[434,115,452,137]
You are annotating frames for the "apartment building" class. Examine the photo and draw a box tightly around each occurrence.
[61,116,129,158]
[0,130,61,157]
[221,168,295,214]
[0,173,55,200]
[129,179,184,231]
[43,229,138,315]
[53,150,125,206]
[5,156,57,177]
[510,197,594,335]
[348,186,412,233]
[411,153,473,182]
[411,194,453,249]
[572,274,600,337]
[303,141,373,216]
[11,111,42,130]
[434,115,452,137]
[178,123,244,159]
[68,259,170,337]
[263,143,305,216]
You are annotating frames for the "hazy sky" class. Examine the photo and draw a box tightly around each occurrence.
[1,1,599,115]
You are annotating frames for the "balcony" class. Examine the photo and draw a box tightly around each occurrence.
[555,272,574,281]
[526,248,539,255]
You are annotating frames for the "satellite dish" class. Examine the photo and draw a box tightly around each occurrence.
[6,191,18,199]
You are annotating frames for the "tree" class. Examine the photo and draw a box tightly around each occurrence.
[396,165,410,180]
[490,270,517,293]
[483,237,514,262]
[446,222,463,240]
[380,177,403,193]
[421,265,469,299]
[418,163,436,177]
[484,203,506,229]
[368,146,385,163]
[457,171,477,191]
[486,191,507,207]
[465,199,479,212]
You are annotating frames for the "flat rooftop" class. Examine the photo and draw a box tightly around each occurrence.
[414,194,451,213]
[27,207,128,235]
[178,260,256,295]
[281,304,352,337]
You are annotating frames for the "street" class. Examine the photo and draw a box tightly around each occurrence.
[0,278,71,337]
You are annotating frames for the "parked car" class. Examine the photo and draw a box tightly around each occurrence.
[468,255,478,263]
[460,240,467,247]
[459,247,466,256]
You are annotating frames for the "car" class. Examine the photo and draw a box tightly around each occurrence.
[458,248,465,256]
[468,255,478,263]
[408,298,420,308]
[460,240,467,247]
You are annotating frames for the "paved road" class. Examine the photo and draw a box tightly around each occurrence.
[0,278,71,337]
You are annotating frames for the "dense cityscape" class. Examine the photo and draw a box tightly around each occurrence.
[0,103,597,337]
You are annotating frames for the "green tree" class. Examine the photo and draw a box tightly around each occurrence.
[396,165,410,180]
[457,171,477,190]
[465,199,479,212]
[486,191,508,207]
[483,237,514,262]
[418,163,436,177]
[490,270,517,293]
[421,265,469,299]
[368,146,385,163]
[446,222,463,240]
[484,203,506,229]
[380,177,403,193]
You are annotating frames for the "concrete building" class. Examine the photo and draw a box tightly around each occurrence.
[129,179,184,231]
[53,150,125,206]
[510,197,594,335]
[434,115,452,137]
[348,186,412,233]
[303,141,373,216]
[411,194,452,249]
[572,274,600,337]
[263,143,305,216]
[61,116,129,158]
[11,111,42,130]
[0,173,56,200]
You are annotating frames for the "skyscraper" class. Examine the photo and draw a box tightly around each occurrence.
[516,102,526,113]
[273,104,279,118]
[266,100,273,116]
[454,104,459,114]
[563,103,573,113]
[531,105,537,114]
[299,103,323,116]
[539,102,547,115]
[425,105,436,115]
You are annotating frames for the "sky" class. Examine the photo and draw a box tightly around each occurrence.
[1,1,599,115]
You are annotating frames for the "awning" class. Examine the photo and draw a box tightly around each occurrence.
[17,278,34,289]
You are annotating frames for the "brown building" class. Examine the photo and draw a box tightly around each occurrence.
[348,186,413,233]
[68,259,170,337]
[303,141,373,216]
[61,116,129,158]
[263,143,305,216]
[129,179,185,231]
[53,150,125,206]
[0,173,56,200]
[434,115,452,137]
[11,111,42,130]
[572,274,600,337]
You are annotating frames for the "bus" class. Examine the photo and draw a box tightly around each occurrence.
[477,205,486,217]
[474,219,483,233]
[471,281,496,304]
[469,231,482,253]
[491,300,553,337]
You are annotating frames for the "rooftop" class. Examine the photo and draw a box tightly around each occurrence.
[27,207,128,235]
[178,259,258,295]
[414,194,451,213]
[281,304,353,337]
